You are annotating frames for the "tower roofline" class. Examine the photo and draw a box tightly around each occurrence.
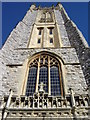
[29,2,63,10]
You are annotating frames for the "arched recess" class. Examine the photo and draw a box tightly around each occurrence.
[21,51,66,97]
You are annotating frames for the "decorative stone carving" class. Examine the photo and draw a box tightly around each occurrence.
[0,89,89,118]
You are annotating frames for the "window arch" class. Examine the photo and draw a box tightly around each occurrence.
[25,54,63,96]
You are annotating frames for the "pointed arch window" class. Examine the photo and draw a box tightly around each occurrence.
[39,66,48,92]
[50,66,61,96]
[25,54,63,96]
[26,67,37,96]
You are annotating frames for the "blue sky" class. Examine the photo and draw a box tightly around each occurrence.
[1,2,89,47]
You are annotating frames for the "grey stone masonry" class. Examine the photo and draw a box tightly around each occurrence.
[54,9,71,47]
[3,48,79,64]
[0,4,89,120]
[0,48,88,96]
[0,4,89,98]
[0,9,37,96]
[0,89,89,119]
[58,4,90,87]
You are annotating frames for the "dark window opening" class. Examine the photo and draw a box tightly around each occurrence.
[50,29,53,34]
[39,29,42,35]
[50,38,53,43]
[38,39,41,43]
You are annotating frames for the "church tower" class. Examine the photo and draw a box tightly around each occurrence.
[0,3,89,119]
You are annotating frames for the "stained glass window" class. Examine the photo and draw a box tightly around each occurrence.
[26,67,37,96]
[39,66,48,92]
[50,66,61,96]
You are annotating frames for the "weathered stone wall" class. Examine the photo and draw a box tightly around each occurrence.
[0,48,88,96]
[65,65,87,94]
[0,10,37,96]
[4,48,79,64]
[0,52,3,96]
[0,5,88,97]
[59,6,90,87]
[54,10,71,47]
[2,10,37,50]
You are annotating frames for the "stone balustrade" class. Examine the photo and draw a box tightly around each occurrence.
[1,90,89,109]
[0,89,89,119]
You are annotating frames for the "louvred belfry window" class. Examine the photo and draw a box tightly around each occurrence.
[25,54,63,96]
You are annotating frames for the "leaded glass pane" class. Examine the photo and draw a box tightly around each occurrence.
[39,66,48,92]
[50,66,61,96]
[26,67,37,96]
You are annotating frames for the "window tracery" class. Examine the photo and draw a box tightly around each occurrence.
[39,10,53,23]
[25,54,63,96]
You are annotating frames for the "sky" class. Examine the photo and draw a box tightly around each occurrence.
[1,2,89,47]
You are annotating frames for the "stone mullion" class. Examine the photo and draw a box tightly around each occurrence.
[35,56,40,93]
[48,56,51,95]
[58,64,63,96]
[41,28,44,48]
[43,27,47,48]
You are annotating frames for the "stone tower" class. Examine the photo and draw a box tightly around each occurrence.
[0,3,90,120]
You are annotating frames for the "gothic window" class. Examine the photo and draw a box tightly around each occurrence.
[39,66,48,92]
[50,66,61,96]
[25,54,63,96]
[26,67,37,96]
